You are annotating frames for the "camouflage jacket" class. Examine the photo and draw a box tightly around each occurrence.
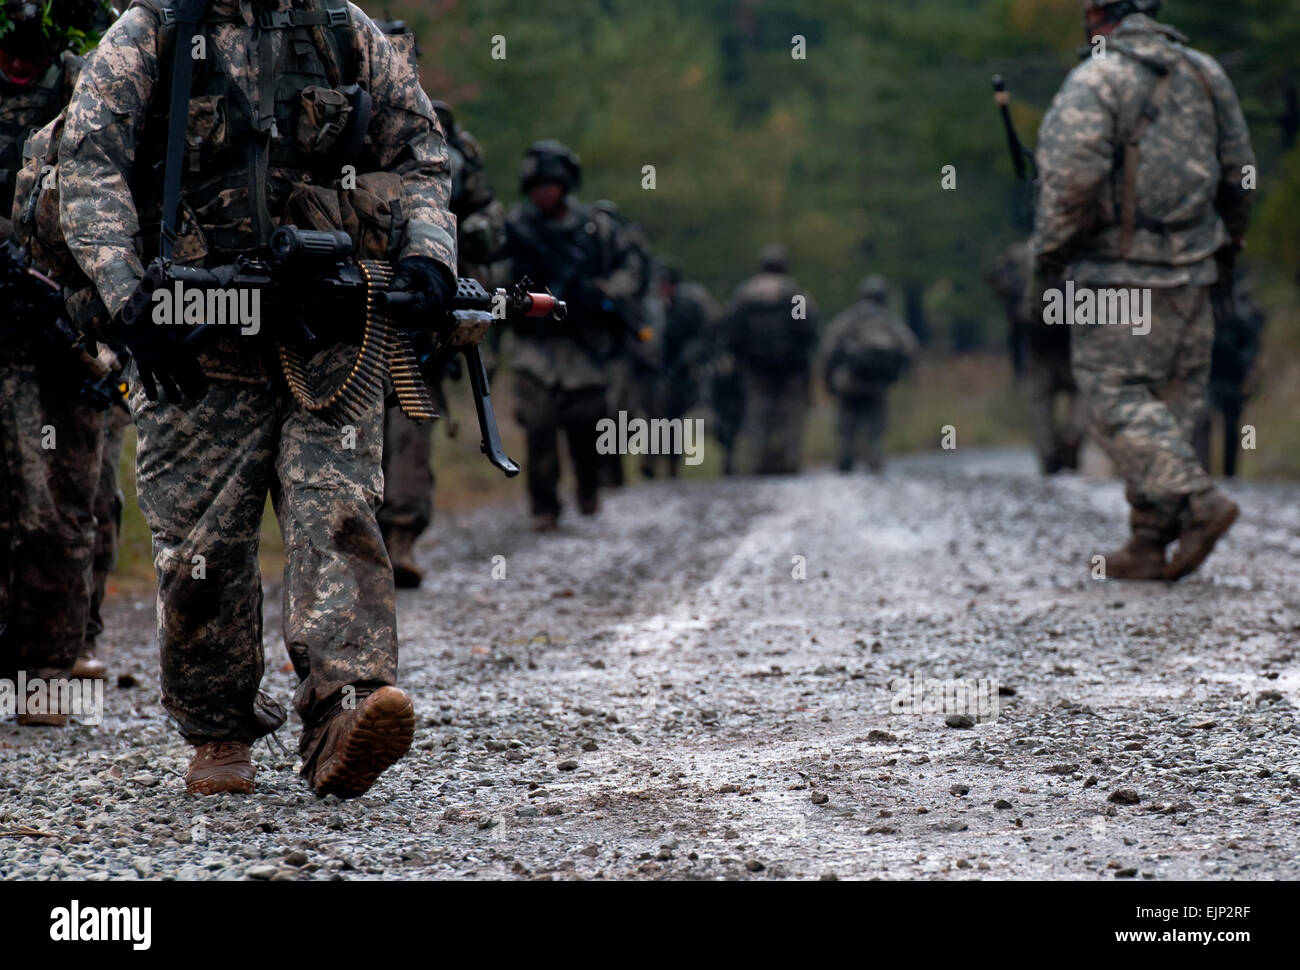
[722,272,820,376]
[821,299,918,397]
[1031,13,1254,288]
[58,0,457,327]
[502,197,643,390]
[446,123,504,282]
[1,51,80,238]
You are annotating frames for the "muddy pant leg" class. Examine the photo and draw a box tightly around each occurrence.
[1072,284,1214,517]
[562,386,608,506]
[87,403,130,652]
[378,403,433,544]
[864,393,887,473]
[514,374,562,518]
[278,385,396,731]
[1025,350,1060,472]
[133,378,282,743]
[0,361,104,680]
[834,400,856,471]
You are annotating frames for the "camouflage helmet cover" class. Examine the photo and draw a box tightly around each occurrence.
[759,243,789,273]
[859,274,889,301]
[1078,0,1161,11]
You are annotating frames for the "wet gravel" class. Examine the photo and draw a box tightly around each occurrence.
[2,448,1298,880]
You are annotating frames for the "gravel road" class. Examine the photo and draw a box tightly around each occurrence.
[3,448,1298,880]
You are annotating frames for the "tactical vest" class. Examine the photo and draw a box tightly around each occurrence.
[127,0,365,265]
[0,57,72,218]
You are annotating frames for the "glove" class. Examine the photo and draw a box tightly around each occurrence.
[116,288,207,403]
[390,256,452,331]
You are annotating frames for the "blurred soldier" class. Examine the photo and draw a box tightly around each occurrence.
[0,0,110,722]
[644,261,717,478]
[723,244,819,475]
[59,0,464,794]
[822,275,919,474]
[1031,0,1255,580]
[503,141,642,529]
[988,240,1083,474]
[590,199,656,488]
[1194,267,1264,477]
[374,16,504,587]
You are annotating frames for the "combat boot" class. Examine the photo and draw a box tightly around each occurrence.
[16,712,68,727]
[532,512,559,532]
[578,493,599,517]
[1165,490,1240,581]
[185,742,256,795]
[1101,537,1167,581]
[71,655,108,680]
[303,686,415,799]
[385,531,424,589]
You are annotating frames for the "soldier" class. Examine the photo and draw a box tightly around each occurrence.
[1031,0,1255,580]
[645,261,717,479]
[1194,267,1264,477]
[722,244,819,476]
[58,0,467,795]
[821,275,919,474]
[502,140,642,530]
[988,240,1084,475]
[590,199,655,489]
[0,0,110,723]
[372,18,505,588]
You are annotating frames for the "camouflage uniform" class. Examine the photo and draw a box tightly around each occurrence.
[86,401,130,657]
[378,93,505,575]
[821,277,919,474]
[503,176,642,521]
[58,0,457,743]
[645,275,717,478]
[0,48,104,682]
[1031,9,1254,572]
[722,248,820,476]
[988,241,1083,474]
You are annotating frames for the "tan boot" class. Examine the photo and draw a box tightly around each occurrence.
[385,531,424,589]
[304,686,414,799]
[1166,490,1240,581]
[71,656,108,680]
[16,712,68,727]
[532,512,559,532]
[1102,537,1168,581]
[186,742,256,795]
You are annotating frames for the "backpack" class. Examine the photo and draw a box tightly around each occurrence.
[13,0,365,331]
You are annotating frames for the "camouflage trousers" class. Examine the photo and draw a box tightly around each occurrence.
[513,373,606,518]
[86,402,131,655]
[740,371,809,475]
[1025,346,1085,474]
[1071,284,1214,536]
[834,391,887,474]
[378,404,435,545]
[0,358,105,679]
[130,358,396,744]
[708,371,744,476]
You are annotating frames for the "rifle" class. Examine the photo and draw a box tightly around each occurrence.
[120,226,565,477]
[0,238,126,413]
[992,75,1038,233]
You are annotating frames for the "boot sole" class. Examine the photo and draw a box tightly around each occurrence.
[1165,502,1240,581]
[186,776,255,796]
[312,687,415,799]
[16,713,68,727]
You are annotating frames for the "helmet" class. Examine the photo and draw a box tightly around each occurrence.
[0,0,113,56]
[1078,0,1161,20]
[758,243,789,274]
[519,140,581,193]
[859,274,889,302]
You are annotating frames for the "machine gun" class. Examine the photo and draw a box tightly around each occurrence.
[0,238,125,413]
[120,226,565,476]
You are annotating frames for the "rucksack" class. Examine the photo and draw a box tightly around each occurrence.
[13,0,361,331]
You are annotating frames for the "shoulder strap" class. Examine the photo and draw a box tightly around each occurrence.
[157,0,214,260]
[1117,61,1174,256]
